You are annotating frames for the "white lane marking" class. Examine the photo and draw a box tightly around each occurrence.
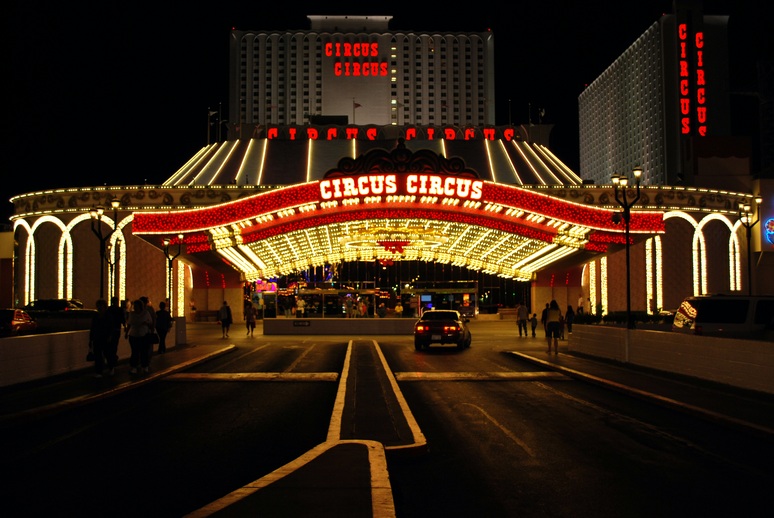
[327,340,354,443]
[395,371,569,381]
[166,372,338,381]
[460,402,536,458]
[372,340,428,453]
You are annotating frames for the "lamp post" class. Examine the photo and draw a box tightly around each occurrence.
[90,199,121,299]
[739,195,763,296]
[163,234,184,314]
[612,167,642,330]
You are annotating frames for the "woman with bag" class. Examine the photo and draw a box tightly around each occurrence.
[125,299,153,374]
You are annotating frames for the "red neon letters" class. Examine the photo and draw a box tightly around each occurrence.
[319,174,484,200]
[677,23,708,136]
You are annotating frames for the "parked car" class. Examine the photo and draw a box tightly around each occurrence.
[671,294,774,340]
[0,308,39,337]
[413,309,472,350]
[22,299,97,332]
[23,299,83,311]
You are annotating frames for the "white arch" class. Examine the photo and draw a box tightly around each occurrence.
[13,219,33,305]
[663,211,739,296]
[663,211,704,295]
[695,213,738,293]
[26,216,69,301]
[65,214,131,304]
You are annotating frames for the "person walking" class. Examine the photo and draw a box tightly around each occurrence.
[218,300,233,338]
[155,301,173,353]
[89,298,119,378]
[106,296,125,368]
[565,305,575,334]
[530,313,538,337]
[125,299,154,374]
[377,302,387,318]
[295,297,306,318]
[545,300,563,354]
[244,300,256,336]
[140,296,158,354]
[516,302,529,337]
[540,302,550,336]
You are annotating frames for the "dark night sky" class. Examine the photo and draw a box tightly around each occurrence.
[4,1,765,221]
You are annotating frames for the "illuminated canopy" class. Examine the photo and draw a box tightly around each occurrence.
[133,142,665,281]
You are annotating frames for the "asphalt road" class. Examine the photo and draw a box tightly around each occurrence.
[2,321,772,517]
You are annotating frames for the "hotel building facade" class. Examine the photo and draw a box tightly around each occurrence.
[7,12,771,323]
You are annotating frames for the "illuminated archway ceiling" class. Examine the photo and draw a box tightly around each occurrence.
[217,217,601,282]
[134,142,665,281]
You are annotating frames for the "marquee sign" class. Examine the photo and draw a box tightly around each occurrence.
[319,174,484,200]
[266,125,518,142]
[676,10,708,137]
[325,39,388,77]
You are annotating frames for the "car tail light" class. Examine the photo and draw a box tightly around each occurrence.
[444,325,459,332]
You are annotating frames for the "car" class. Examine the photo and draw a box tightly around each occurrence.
[0,308,39,337]
[413,309,472,350]
[22,299,98,332]
[671,294,774,339]
[23,299,83,311]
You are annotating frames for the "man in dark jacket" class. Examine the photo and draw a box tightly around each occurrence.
[90,298,119,377]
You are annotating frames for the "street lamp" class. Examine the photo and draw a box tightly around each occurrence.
[90,198,121,299]
[739,195,763,296]
[612,166,642,329]
[163,234,184,314]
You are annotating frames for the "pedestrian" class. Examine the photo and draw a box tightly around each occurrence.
[377,302,387,318]
[155,301,173,353]
[106,296,126,363]
[530,313,538,337]
[516,302,529,337]
[140,296,157,330]
[540,303,550,336]
[545,300,562,354]
[244,300,256,336]
[125,299,154,374]
[295,297,306,317]
[565,305,575,334]
[218,300,233,338]
[345,296,354,318]
[394,302,403,317]
[140,296,158,353]
[89,298,119,378]
[577,294,585,315]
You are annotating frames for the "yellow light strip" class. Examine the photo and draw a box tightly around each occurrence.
[601,256,608,316]
[589,261,599,315]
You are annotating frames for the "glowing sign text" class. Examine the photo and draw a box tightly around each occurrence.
[678,23,708,136]
[319,174,484,200]
[325,39,388,77]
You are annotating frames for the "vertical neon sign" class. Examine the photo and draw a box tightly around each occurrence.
[678,22,708,136]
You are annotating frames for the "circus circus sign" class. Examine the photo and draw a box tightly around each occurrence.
[319,174,484,200]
